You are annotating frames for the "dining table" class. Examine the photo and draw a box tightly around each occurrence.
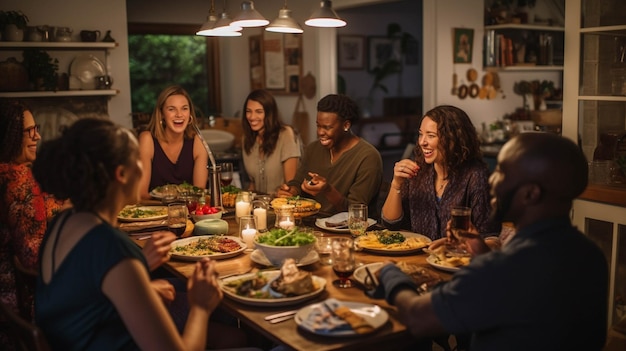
[125,203,453,351]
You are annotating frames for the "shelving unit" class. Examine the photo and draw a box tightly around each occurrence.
[0,41,118,98]
[562,0,626,328]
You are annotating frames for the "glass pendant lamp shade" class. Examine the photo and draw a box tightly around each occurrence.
[231,1,269,28]
[305,0,346,28]
[266,8,303,33]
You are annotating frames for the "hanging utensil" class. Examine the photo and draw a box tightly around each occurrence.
[451,72,458,95]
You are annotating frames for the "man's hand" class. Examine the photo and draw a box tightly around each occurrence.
[142,231,176,271]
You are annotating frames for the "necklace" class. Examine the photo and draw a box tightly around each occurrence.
[436,178,448,193]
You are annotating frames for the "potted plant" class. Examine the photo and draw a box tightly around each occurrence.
[22,49,59,91]
[0,10,29,41]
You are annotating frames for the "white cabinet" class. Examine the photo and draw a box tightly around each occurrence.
[562,0,626,327]
[0,41,118,98]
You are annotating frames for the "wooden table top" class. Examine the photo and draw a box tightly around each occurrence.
[129,211,452,351]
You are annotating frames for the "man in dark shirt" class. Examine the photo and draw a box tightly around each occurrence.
[371,132,608,351]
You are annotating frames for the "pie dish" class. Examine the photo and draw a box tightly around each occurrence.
[117,206,167,222]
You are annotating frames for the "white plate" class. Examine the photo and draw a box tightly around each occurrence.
[355,231,432,255]
[149,188,164,199]
[295,300,388,336]
[353,262,384,287]
[315,214,377,233]
[117,206,168,222]
[70,54,105,90]
[170,236,246,261]
[426,255,461,273]
[250,249,319,267]
[221,270,326,307]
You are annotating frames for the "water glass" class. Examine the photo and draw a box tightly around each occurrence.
[161,184,179,205]
[239,215,257,252]
[314,231,333,265]
[331,237,355,288]
[167,203,188,238]
[348,203,368,237]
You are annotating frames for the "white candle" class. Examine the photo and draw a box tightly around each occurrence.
[253,207,267,230]
[279,219,294,230]
[235,201,250,221]
[241,228,257,249]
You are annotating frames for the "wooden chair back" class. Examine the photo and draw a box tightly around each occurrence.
[0,300,51,351]
[12,255,38,322]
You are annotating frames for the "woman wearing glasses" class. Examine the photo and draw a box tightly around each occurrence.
[0,100,66,349]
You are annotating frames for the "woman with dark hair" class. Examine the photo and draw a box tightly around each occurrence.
[31,118,232,350]
[138,85,208,199]
[277,94,383,214]
[0,100,65,349]
[381,105,501,240]
[241,89,301,194]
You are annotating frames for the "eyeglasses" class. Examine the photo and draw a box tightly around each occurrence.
[23,124,41,139]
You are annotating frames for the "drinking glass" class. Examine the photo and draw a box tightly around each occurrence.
[348,203,368,237]
[220,162,234,186]
[314,231,333,265]
[167,203,188,238]
[239,215,257,252]
[160,184,179,205]
[331,237,356,288]
[448,206,472,255]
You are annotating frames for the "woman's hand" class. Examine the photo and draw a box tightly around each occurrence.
[301,172,328,196]
[150,279,176,304]
[187,258,222,313]
[391,160,419,191]
[142,231,176,271]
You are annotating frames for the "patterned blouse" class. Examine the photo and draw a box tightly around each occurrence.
[382,160,501,240]
[0,163,63,318]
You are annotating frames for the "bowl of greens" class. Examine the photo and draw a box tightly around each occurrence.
[254,227,316,266]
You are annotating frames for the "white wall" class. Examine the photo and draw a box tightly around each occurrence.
[424,0,562,129]
[4,0,133,128]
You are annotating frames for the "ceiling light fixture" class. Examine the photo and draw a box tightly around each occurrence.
[305,0,346,28]
[213,0,243,32]
[197,0,242,37]
[266,1,303,34]
[231,1,269,28]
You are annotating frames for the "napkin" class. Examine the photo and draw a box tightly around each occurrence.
[301,298,374,334]
[324,212,349,227]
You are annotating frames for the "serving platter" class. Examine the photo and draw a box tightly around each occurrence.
[295,300,388,337]
[220,270,326,307]
[117,206,167,222]
[355,230,431,255]
[270,197,321,218]
[69,54,105,90]
[170,235,246,261]
[250,249,319,267]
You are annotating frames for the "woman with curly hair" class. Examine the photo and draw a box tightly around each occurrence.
[0,100,65,348]
[381,105,501,240]
[241,89,301,194]
[138,85,208,199]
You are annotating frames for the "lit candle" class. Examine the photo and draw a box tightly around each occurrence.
[235,200,250,222]
[253,207,267,231]
[241,228,257,250]
[279,219,294,230]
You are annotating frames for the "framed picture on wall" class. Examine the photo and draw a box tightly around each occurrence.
[453,28,474,63]
[368,36,401,71]
[338,35,365,70]
[248,32,302,95]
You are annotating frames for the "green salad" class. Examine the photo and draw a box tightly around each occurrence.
[255,227,315,246]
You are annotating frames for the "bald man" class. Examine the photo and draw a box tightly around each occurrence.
[370,133,608,351]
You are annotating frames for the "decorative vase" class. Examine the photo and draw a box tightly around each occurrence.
[4,24,24,42]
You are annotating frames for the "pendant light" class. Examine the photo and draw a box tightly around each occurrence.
[305,0,346,28]
[231,1,269,28]
[266,1,303,34]
[212,0,243,32]
[197,0,242,37]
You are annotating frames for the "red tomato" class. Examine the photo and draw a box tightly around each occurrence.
[202,204,211,214]
[195,209,204,215]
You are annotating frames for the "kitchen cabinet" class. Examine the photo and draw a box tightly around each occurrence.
[0,41,118,98]
[562,0,626,328]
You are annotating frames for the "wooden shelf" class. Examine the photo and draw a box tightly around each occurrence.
[485,24,564,32]
[0,42,117,49]
[485,65,563,72]
[579,183,626,207]
[0,90,118,98]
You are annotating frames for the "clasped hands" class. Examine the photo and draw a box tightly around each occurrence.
[276,172,329,197]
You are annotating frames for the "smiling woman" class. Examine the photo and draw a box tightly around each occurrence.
[127,22,222,122]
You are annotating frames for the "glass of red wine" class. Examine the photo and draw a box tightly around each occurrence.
[220,163,233,186]
[167,203,188,238]
[448,206,472,255]
[331,237,356,288]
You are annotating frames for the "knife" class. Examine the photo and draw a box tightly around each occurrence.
[264,310,298,322]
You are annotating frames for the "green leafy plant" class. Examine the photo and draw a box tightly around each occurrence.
[0,10,29,31]
[368,23,416,98]
[22,49,59,91]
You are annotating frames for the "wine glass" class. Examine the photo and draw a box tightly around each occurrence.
[167,203,188,238]
[220,162,233,186]
[348,203,368,237]
[331,237,356,288]
[447,206,472,255]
